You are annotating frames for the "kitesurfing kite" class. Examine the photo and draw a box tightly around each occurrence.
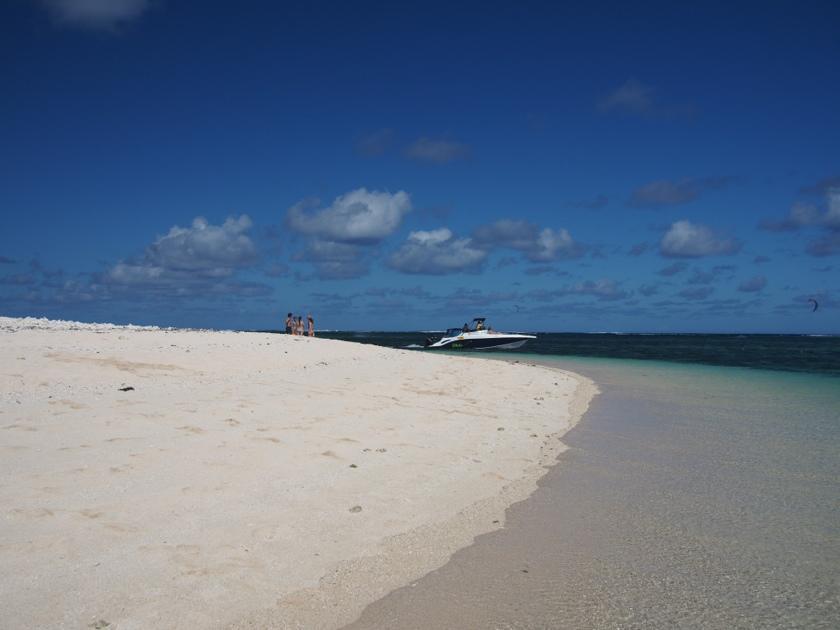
[808,298,819,312]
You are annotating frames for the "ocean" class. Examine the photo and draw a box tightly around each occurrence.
[327,334,840,629]
[320,331,840,376]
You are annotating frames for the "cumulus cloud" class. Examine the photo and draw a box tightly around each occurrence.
[738,275,767,293]
[105,215,259,292]
[597,79,654,114]
[660,220,741,258]
[627,177,735,208]
[472,220,583,262]
[761,188,840,256]
[286,188,411,244]
[759,201,822,232]
[404,138,470,164]
[40,0,150,29]
[146,216,256,274]
[388,228,486,275]
[761,189,840,232]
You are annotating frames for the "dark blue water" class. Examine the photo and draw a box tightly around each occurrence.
[318,332,840,376]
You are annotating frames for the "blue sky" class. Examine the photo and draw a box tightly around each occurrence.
[1,0,838,332]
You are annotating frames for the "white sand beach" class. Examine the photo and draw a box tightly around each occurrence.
[0,317,595,629]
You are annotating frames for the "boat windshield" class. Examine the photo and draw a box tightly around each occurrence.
[444,328,464,337]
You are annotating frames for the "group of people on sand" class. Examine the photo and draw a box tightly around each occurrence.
[286,313,314,337]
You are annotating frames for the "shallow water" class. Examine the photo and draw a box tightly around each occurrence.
[346,357,840,629]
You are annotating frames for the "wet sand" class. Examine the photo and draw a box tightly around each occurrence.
[348,357,840,629]
[0,318,594,629]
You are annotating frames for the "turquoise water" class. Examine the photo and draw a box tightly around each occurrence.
[348,357,840,629]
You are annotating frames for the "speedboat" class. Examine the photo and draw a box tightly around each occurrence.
[424,318,536,351]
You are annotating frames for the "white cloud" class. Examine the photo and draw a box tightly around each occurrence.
[760,188,840,256]
[286,188,411,244]
[761,189,840,232]
[388,228,486,275]
[760,201,821,232]
[404,138,470,164]
[144,216,257,273]
[660,220,740,258]
[532,227,578,261]
[41,0,150,29]
[105,215,259,291]
[472,219,582,261]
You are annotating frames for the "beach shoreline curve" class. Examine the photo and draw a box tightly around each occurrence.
[0,316,596,630]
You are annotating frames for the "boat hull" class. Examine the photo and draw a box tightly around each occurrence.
[427,336,533,351]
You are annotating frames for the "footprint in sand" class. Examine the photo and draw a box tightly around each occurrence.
[176,426,205,435]
[4,424,38,432]
[11,507,54,519]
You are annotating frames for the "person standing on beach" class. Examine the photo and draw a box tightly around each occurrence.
[285,313,293,334]
[296,316,305,336]
[307,314,314,337]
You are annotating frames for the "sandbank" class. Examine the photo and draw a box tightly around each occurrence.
[0,317,595,629]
